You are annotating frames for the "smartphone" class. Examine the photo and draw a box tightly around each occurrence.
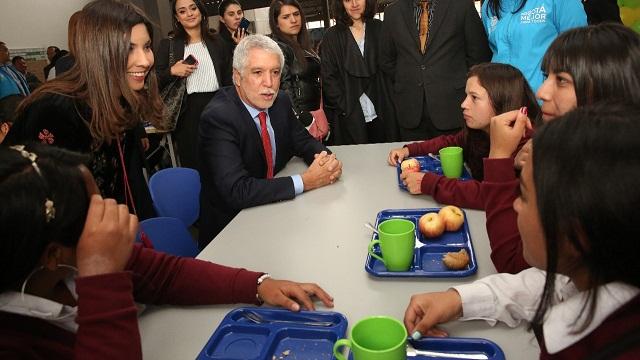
[183,54,197,65]
[239,18,250,31]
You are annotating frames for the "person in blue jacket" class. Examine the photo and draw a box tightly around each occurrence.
[481,0,587,92]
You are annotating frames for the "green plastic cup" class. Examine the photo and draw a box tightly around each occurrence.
[333,316,408,360]
[439,146,463,179]
[367,219,415,271]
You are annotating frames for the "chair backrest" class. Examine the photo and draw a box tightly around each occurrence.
[148,167,201,227]
[139,217,199,257]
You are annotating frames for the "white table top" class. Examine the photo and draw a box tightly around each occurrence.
[139,142,540,359]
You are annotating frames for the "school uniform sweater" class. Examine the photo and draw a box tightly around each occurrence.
[0,244,262,359]
[405,130,530,210]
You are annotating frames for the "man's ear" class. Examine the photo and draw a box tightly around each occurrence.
[233,69,241,86]
[0,122,9,135]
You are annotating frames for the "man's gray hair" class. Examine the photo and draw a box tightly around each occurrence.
[232,34,284,74]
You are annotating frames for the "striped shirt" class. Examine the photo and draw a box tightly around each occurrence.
[184,42,219,94]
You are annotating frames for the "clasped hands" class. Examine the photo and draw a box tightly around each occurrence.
[302,151,343,191]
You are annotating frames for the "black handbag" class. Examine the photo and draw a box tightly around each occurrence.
[157,38,186,131]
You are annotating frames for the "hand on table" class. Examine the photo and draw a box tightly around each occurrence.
[388,147,409,166]
[404,289,463,339]
[489,107,532,159]
[257,278,334,311]
[303,151,343,190]
[400,171,425,194]
[76,195,138,277]
[170,60,197,78]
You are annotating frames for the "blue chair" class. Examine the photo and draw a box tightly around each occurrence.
[148,167,200,227]
[139,217,199,257]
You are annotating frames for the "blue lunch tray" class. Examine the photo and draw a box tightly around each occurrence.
[365,208,478,278]
[197,307,348,360]
[396,156,472,191]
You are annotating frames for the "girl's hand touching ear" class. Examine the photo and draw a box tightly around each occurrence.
[489,107,532,159]
[76,195,138,277]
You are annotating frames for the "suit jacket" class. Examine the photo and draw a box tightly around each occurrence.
[380,0,491,130]
[321,19,398,145]
[582,0,622,24]
[155,33,232,91]
[198,86,328,246]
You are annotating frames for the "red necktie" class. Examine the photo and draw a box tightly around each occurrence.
[258,111,274,179]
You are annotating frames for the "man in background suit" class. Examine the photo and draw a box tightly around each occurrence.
[198,34,342,248]
[380,0,491,140]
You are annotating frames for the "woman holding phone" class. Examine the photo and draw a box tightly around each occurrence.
[218,0,250,61]
[156,0,232,169]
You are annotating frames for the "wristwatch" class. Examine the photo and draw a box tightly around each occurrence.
[256,273,271,304]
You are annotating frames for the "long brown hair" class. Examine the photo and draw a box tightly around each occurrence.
[18,0,164,146]
[170,0,216,42]
[269,0,312,65]
[463,63,540,180]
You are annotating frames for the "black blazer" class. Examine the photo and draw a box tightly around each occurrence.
[321,19,398,145]
[198,86,328,246]
[582,0,622,24]
[155,33,233,91]
[380,0,491,130]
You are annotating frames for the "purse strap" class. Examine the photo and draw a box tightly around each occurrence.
[168,36,176,67]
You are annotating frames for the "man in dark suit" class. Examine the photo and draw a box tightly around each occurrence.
[380,0,491,141]
[198,34,343,248]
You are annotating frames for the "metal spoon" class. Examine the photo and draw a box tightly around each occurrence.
[427,153,441,162]
[241,310,334,327]
[364,222,379,235]
[407,343,488,359]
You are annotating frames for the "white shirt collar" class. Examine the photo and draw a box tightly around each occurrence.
[544,282,640,353]
[0,276,79,333]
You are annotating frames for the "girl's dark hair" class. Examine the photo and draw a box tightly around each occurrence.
[530,102,640,332]
[0,144,90,292]
[269,0,312,64]
[483,0,527,20]
[463,63,540,180]
[17,0,165,145]
[333,0,377,26]
[542,23,640,107]
[218,0,242,31]
[171,0,216,42]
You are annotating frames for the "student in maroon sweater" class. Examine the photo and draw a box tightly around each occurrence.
[0,144,334,359]
[404,103,640,359]
[482,23,640,273]
[388,63,540,209]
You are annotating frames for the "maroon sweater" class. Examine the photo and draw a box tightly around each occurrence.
[536,294,640,359]
[0,244,262,359]
[480,157,530,273]
[405,131,530,210]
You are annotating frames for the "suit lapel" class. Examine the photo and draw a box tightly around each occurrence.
[229,88,267,161]
[426,0,450,51]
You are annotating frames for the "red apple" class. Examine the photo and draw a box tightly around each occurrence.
[400,158,420,173]
[418,212,445,238]
[438,205,465,232]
